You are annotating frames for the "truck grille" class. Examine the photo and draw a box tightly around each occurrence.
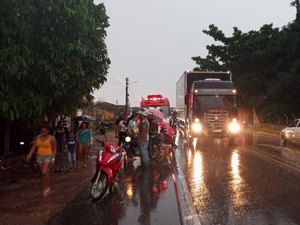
[204,112,228,130]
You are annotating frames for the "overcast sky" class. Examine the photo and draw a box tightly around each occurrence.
[93,0,295,107]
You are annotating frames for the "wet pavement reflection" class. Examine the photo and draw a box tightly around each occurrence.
[48,156,180,225]
[245,132,300,166]
[176,132,300,225]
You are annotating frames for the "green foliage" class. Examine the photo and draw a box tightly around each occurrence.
[192,13,300,122]
[0,0,110,120]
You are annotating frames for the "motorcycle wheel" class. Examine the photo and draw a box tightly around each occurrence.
[90,172,109,201]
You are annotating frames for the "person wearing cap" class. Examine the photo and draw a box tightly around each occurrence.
[136,110,150,165]
[127,111,139,157]
[147,111,158,160]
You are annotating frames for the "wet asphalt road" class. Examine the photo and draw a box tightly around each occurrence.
[44,131,300,225]
[176,132,300,225]
[48,155,180,225]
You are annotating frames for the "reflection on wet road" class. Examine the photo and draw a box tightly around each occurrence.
[48,156,180,225]
[177,134,300,225]
[246,132,300,166]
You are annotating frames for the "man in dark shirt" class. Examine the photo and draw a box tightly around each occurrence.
[55,121,65,154]
[137,110,150,165]
[147,111,158,160]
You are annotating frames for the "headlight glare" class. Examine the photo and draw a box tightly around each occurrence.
[192,122,202,133]
[228,121,240,133]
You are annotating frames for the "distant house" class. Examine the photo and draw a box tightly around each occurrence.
[94,102,126,120]
[98,102,126,114]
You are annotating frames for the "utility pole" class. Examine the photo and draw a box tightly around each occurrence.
[125,77,129,114]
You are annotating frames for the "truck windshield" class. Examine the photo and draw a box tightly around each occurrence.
[143,106,171,117]
[193,95,237,112]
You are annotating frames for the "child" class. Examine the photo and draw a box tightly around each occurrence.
[66,131,76,171]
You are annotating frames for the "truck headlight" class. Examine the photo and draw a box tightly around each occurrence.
[192,121,202,133]
[228,119,240,133]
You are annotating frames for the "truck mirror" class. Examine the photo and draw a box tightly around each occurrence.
[184,94,189,105]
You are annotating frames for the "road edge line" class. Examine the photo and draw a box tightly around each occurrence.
[172,147,201,225]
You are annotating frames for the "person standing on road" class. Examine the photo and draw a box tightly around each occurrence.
[127,110,139,134]
[118,112,128,146]
[26,125,57,197]
[75,121,92,168]
[55,121,66,154]
[66,131,77,171]
[137,110,150,165]
[147,111,158,161]
[126,111,139,157]
[115,112,123,141]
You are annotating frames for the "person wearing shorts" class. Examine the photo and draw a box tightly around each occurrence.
[27,125,57,197]
[75,121,92,168]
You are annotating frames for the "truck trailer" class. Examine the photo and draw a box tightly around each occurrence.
[176,71,240,140]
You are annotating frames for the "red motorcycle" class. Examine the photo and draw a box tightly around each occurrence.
[90,132,126,201]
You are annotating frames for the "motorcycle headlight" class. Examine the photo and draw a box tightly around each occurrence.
[228,119,240,133]
[125,136,131,143]
[192,120,202,133]
[110,146,117,154]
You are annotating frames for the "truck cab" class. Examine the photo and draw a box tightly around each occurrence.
[176,71,241,141]
[187,79,238,138]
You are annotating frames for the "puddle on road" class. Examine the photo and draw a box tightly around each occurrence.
[48,153,180,225]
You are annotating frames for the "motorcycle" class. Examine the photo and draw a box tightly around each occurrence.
[90,130,126,201]
[121,133,139,158]
[151,126,176,159]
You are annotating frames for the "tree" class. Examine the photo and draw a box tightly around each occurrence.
[192,24,282,108]
[192,16,300,123]
[0,0,110,156]
[291,0,300,19]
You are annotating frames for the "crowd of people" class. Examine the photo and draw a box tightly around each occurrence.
[26,109,176,197]
[26,120,93,197]
[114,109,175,166]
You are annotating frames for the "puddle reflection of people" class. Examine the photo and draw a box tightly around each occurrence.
[137,166,151,224]
[136,160,172,225]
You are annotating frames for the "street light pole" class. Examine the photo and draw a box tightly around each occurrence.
[125,77,129,115]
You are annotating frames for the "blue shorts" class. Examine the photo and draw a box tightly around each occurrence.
[36,155,52,163]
